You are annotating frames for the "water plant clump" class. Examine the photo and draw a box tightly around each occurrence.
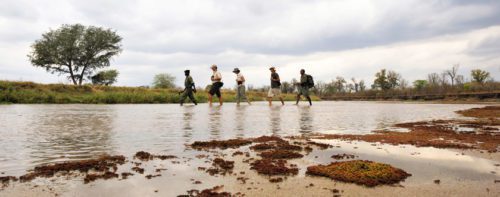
[134,151,177,161]
[19,155,126,182]
[306,160,411,187]
[191,139,252,149]
[250,159,299,176]
[259,150,304,159]
[253,136,286,143]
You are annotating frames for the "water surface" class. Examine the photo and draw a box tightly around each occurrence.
[0,101,484,175]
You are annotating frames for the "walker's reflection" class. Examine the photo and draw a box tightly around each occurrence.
[182,106,195,139]
[208,107,222,139]
[298,106,313,134]
[269,107,281,135]
[234,106,247,137]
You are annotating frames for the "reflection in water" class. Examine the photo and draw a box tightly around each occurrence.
[26,107,115,166]
[298,106,313,134]
[234,106,247,137]
[208,107,222,139]
[269,107,281,135]
[182,106,195,139]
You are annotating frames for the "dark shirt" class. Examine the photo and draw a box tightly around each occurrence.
[271,73,281,88]
[300,74,308,87]
[184,76,194,89]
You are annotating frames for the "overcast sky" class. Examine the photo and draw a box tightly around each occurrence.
[0,0,499,87]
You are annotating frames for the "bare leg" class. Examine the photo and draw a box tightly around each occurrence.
[208,94,213,106]
[295,95,300,105]
[306,96,312,106]
[219,95,223,106]
[268,97,272,106]
[279,96,285,105]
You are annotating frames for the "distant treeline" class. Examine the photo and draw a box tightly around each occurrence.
[247,66,499,101]
[0,80,317,104]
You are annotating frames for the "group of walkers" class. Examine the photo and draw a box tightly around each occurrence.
[180,65,314,106]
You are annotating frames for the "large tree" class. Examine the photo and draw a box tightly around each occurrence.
[28,24,122,85]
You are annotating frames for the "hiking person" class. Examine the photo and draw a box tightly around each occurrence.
[267,67,285,106]
[179,70,197,106]
[295,69,313,106]
[208,64,223,106]
[233,68,251,106]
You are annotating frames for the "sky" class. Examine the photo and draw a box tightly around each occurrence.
[0,0,499,88]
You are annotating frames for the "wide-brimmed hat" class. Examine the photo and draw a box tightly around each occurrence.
[184,70,190,73]
[233,68,240,73]
[211,64,217,69]
[269,66,276,70]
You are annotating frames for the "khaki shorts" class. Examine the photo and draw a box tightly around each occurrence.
[267,88,281,97]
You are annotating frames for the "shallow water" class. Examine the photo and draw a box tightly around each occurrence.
[0,101,484,176]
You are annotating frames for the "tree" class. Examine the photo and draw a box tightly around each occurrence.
[333,76,346,92]
[470,69,490,84]
[427,73,440,87]
[387,70,402,89]
[28,24,122,85]
[372,69,390,90]
[152,73,176,89]
[445,64,459,86]
[358,80,366,91]
[90,69,119,86]
[413,80,428,91]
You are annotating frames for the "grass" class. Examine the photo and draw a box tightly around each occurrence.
[0,80,319,104]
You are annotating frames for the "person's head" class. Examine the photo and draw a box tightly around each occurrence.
[211,64,218,71]
[232,68,240,74]
[269,67,276,73]
[184,70,190,76]
[300,69,305,75]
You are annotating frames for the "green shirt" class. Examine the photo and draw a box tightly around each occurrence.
[184,76,194,88]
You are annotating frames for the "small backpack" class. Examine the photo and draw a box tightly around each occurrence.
[306,75,314,88]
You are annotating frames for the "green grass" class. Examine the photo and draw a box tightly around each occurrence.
[0,80,319,104]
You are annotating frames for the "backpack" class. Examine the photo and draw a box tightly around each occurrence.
[306,75,314,88]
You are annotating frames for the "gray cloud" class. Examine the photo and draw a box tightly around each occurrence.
[0,0,499,87]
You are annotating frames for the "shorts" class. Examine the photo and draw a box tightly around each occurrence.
[267,88,281,97]
[209,82,223,98]
[297,86,309,97]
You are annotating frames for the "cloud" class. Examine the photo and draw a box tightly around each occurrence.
[0,0,499,87]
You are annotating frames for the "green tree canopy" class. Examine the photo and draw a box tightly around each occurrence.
[470,69,490,84]
[28,24,122,85]
[152,73,176,89]
[413,80,428,90]
[91,69,119,86]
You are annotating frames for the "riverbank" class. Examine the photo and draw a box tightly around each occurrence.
[0,80,317,104]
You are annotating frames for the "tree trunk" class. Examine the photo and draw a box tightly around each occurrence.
[78,66,88,85]
[68,64,78,85]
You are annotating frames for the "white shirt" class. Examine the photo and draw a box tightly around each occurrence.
[236,73,245,85]
[212,71,222,83]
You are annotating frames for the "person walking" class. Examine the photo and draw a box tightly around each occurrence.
[295,69,313,106]
[179,70,197,106]
[267,67,285,106]
[208,64,223,106]
[233,68,251,106]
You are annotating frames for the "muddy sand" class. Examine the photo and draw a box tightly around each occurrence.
[0,106,499,196]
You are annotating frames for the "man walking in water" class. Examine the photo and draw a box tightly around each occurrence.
[296,69,313,106]
[233,68,251,106]
[180,70,197,106]
[208,64,223,106]
[267,67,285,106]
